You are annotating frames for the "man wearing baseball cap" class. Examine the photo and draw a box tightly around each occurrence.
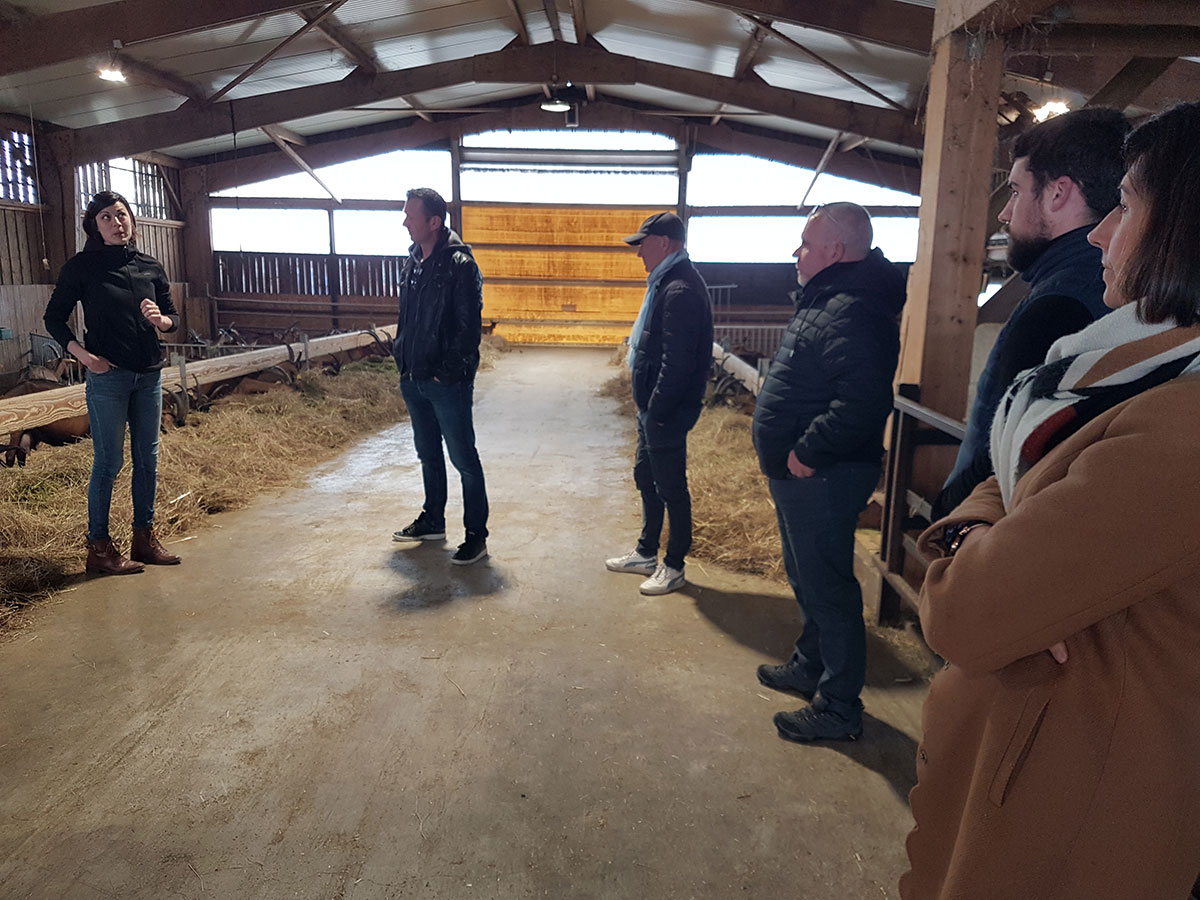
[605,211,713,595]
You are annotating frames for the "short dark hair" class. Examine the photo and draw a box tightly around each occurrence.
[405,187,447,226]
[1011,107,1130,220]
[82,190,137,249]
[1119,102,1200,326]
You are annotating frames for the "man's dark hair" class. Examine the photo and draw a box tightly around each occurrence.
[1011,107,1130,219]
[1119,102,1200,326]
[406,187,447,226]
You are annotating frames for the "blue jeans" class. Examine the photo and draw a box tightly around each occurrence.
[769,461,880,723]
[633,404,702,571]
[400,378,488,537]
[85,367,163,541]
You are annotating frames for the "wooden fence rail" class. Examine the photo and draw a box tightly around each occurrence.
[0,326,397,434]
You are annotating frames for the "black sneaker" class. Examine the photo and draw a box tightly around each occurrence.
[773,707,862,743]
[756,663,818,700]
[451,533,488,566]
[392,515,446,542]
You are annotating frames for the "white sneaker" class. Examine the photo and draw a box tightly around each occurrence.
[605,550,657,575]
[639,564,685,595]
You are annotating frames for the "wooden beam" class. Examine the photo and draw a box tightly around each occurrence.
[570,0,588,44]
[503,0,531,45]
[210,0,352,103]
[976,272,1030,324]
[733,22,769,81]
[899,30,1005,432]
[297,4,379,74]
[179,166,213,296]
[200,99,921,196]
[260,128,341,202]
[156,163,184,218]
[743,14,912,112]
[113,52,208,103]
[209,196,406,210]
[1085,56,1175,111]
[1032,0,1200,27]
[934,0,1058,41]
[697,0,933,55]
[261,123,308,146]
[1006,56,1199,117]
[0,0,316,76]
[1008,25,1200,58]
[542,0,564,42]
[73,42,925,163]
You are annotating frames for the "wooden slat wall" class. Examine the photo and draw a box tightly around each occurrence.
[137,219,185,283]
[462,203,660,346]
[0,205,51,285]
[0,284,53,373]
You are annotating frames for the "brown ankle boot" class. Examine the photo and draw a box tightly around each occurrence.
[131,527,181,565]
[86,537,145,576]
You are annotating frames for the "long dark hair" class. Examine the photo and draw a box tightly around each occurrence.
[1120,103,1200,326]
[82,190,138,251]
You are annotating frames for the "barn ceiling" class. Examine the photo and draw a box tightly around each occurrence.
[0,0,1195,191]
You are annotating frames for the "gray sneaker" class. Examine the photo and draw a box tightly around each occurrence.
[639,564,684,595]
[605,550,657,575]
[773,707,862,743]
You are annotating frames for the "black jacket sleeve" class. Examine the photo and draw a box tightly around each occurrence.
[440,251,483,381]
[647,279,705,420]
[793,298,896,468]
[44,257,85,352]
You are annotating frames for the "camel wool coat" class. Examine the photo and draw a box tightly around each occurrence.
[901,375,1200,900]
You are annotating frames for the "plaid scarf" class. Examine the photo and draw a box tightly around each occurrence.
[991,302,1200,508]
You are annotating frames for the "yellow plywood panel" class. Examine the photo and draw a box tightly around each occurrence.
[463,205,666,247]
[494,322,629,346]
[483,283,644,320]
[475,247,646,281]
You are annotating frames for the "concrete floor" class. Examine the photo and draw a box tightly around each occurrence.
[0,347,929,899]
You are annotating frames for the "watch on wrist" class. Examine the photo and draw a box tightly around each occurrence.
[942,520,989,556]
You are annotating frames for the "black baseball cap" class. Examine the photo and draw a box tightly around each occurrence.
[622,211,686,245]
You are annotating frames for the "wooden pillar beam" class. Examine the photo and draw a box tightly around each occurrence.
[179,166,213,298]
[898,30,1004,491]
[36,129,78,277]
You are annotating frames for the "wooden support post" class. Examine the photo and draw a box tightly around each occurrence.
[36,128,78,279]
[897,29,1004,496]
[179,165,214,339]
[327,208,339,330]
[449,139,463,237]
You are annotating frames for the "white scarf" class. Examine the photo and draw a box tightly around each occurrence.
[626,249,690,370]
[991,302,1200,508]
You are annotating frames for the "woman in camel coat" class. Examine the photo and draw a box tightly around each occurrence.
[901,102,1200,900]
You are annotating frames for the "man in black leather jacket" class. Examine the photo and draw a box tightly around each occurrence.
[391,188,489,566]
[605,212,713,596]
[752,203,905,743]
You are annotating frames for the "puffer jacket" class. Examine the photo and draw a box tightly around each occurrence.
[630,257,714,420]
[44,243,178,373]
[752,248,906,480]
[393,228,483,383]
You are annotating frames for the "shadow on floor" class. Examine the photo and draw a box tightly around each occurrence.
[822,711,919,802]
[384,545,507,611]
[685,582,936,688]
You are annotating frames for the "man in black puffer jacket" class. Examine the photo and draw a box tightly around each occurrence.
[752,203,905,743]
[605,212,714,596]
[391,188,489,566]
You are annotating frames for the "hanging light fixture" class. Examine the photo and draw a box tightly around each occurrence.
[98,40,126,82]
[540,93,571,113]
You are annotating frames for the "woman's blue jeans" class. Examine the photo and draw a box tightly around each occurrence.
[85,368,162,541]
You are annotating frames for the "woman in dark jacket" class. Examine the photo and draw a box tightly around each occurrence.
[44,190,182,575]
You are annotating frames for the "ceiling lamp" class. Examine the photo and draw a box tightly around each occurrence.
[541,94,571,113]
[1033,100,1070,122]
[98,66,126,82]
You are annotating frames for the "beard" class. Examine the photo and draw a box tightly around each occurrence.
[1006,232,1052,272]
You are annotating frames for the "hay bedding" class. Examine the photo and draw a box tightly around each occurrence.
[0,364,408,624]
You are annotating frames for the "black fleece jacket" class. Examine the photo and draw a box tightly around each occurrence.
[44,243,178,372]
[630,256,714,420]
[752,248,906,480]
[393,228,483,383]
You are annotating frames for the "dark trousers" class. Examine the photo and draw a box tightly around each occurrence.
[769,461,880,722]
[633,405,701,571]
[400,378,489,538]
